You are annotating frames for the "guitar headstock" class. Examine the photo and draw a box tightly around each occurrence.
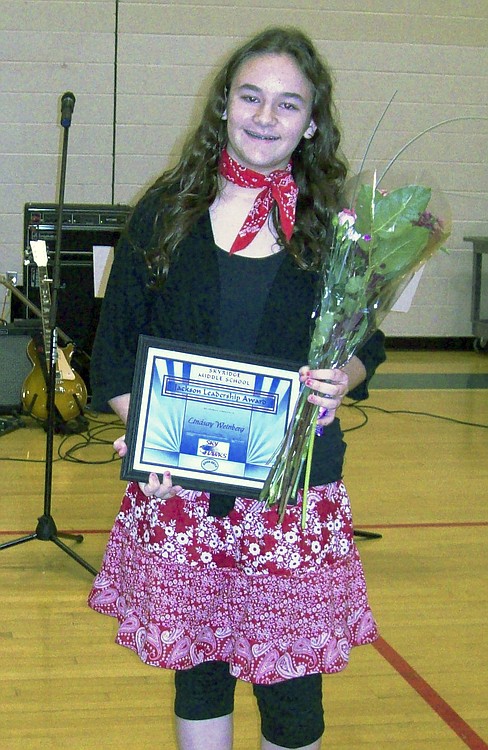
[30,240,49,270]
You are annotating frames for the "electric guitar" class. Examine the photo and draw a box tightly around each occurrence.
[22,241,88,422]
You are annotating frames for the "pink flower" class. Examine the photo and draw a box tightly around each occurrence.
[337,208,357,227]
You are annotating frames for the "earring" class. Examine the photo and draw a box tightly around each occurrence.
[221,110,228,121]
[304,121,317,139]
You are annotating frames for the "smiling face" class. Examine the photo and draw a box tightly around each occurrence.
[224,53,316,175]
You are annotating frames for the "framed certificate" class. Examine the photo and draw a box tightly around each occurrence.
[121,336,301,497]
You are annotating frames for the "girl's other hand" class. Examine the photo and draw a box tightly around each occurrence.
[299,366,349,427]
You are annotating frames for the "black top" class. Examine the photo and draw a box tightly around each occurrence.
[90,189,386,505]
[217,247,284,351]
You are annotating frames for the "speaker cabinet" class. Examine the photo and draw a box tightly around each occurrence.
[0,323,40,414]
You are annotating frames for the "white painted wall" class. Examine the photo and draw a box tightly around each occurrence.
[1,0,487,335]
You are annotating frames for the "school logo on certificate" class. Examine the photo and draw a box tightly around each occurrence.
[197,439,230,460]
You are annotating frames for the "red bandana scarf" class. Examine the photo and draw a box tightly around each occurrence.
[219,148,298,254]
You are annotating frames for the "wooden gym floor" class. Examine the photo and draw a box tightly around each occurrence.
[0,349,487,750]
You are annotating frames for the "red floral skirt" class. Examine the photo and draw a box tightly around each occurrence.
[88,480,378,685]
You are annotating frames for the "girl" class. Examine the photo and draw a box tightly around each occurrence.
[88,26,385,750]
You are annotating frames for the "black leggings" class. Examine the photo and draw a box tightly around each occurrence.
[174,661,324,749]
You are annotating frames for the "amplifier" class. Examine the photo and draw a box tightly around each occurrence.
[14,203,131,358]
[24,203,131,264]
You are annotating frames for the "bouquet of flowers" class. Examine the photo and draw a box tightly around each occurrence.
[259,173,451,524]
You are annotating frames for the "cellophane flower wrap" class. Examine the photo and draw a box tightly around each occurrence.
[259,176,451,524]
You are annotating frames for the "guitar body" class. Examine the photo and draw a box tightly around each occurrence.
[21,241,89,425]
[22,336,88,422]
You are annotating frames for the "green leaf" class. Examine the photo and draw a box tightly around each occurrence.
[310,310,335,350]
[372,225,430,276]
[355,184,374,235]
[342,295,360,317]
[373,186,431,237]
[345,275,365,295]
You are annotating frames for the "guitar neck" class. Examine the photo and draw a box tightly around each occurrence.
[37,266,54,369]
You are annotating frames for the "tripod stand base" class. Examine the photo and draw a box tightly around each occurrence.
[354,529,383,540]
[0,514,98,576]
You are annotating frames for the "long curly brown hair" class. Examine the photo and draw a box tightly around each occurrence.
[139,26,348,286]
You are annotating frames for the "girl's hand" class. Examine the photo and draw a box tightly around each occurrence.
[113,435,183,499]
[113,434,128,457]
[139,471,183,500]
[299,366,349,429]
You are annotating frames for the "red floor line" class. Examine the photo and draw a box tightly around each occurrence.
[2,521,487,536]
[0,529,109,536]
[373,636,488,750]
[356,521,488,529]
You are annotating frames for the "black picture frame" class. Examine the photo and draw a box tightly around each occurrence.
[121,336,301,497]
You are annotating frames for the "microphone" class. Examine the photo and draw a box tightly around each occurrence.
[60,91,76,128]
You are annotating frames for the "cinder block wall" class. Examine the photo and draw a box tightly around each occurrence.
[1,1,487,335]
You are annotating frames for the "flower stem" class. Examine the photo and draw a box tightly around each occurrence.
[377,116,488,184]
[260,390,321,522]
[349,91,398,208]
[301,407,318,528]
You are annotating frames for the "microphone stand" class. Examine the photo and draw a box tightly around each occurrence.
[0,92,97,576]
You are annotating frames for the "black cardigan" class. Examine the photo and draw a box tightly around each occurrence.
[91,191,386,494]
